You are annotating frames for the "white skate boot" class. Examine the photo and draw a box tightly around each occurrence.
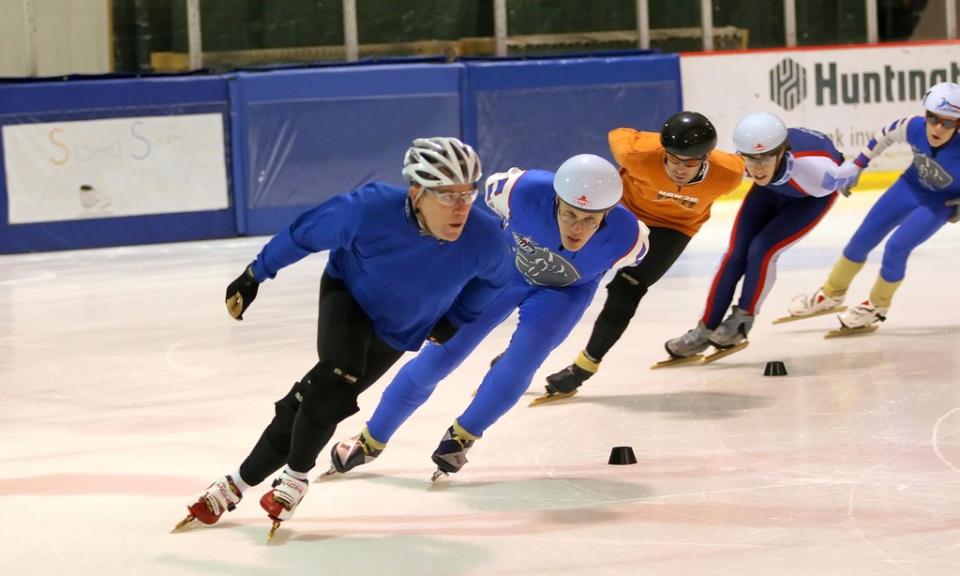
[655,322,712,368]
[703,306,753,363]
[775,288,847,324]
[173,475,243,532]
[260,470,309,541]
[826,300,887,338]
[319,426,385,479]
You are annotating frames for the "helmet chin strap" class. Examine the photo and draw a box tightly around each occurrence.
[410,190,445,241]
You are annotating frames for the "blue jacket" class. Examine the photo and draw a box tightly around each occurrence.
[250,182,514,351]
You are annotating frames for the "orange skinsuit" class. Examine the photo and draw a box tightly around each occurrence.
[610,128,745,236]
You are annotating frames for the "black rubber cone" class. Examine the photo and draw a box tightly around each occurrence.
[764,360,788,376]
[608,446,637,465]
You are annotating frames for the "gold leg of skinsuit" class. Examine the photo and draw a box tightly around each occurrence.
[824,255,901,308]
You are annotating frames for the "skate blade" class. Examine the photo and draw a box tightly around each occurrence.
[266,519,281,543]
[170,514,195,533]
[528,389,578,407]
[651,354,704,369]
[430,469,449,483]
[314,466,339,482]
[824,325,878,339]
[772,306,848,324]
[700,341,749,364]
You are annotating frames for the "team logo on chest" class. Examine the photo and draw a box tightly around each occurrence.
[512,233,581,287]
[911,147,953,190]
[656,190,699,209]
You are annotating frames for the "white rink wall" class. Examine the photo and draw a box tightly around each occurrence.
[681,41,960,177]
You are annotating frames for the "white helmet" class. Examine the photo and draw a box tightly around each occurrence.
[733,112,788,155]
[402,137,482,188]
[923,82,960,119]
[554,154,622,212]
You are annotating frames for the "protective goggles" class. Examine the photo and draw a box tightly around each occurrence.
[425,187,478,206]
[557,204,603,230]
[665,152,707,168]
[926,112,960,130]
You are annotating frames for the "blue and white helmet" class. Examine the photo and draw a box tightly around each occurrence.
[733,112,788,155]
[554,154,622,212]
[923,82,960,119]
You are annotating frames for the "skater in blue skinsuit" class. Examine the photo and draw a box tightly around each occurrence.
[325,154,651,480]
[786,82,960,333]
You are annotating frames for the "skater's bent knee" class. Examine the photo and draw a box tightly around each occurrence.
[299,362,362,426]
[602,273,645,322]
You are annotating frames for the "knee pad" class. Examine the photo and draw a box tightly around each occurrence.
[602,270,647,322]
[299,361,362,428]
[262,381,306,450]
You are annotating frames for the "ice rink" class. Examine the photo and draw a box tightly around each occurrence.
[2,189,959,576]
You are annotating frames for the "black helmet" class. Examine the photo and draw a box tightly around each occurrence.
[660,111,718,158]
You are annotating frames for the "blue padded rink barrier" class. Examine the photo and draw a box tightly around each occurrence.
[2,189,960,575]
[463,53,681,174]
[236,53,680,236]
[0,53,680,251]
[232,63,465,236]
[0,75,234,253]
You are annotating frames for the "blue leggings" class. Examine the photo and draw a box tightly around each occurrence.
[842,177,954,282]
[367,279,597,441]
[700,187,836,328]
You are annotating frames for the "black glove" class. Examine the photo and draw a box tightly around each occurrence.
[428,316,459,344]
[225,265,259,320]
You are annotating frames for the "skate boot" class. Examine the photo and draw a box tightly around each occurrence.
[320,426,385,479]
[172,475,242,532]
[709,306,753,348]
[703,306,753,363]
[655,322,712,368]
[531,351,598,406]
[430,421,479,482]
[776,287,846,323]
[260,470,309,541]
[826,300,887,338]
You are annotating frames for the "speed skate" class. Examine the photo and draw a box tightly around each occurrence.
[700,341,749,363]
[651,341,749,368]
[771,306,848,324]
[824,325,879,338]
[528,389,578,406]
[651,354,705,368]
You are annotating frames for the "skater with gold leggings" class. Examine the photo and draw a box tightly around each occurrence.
[786,82,960,335]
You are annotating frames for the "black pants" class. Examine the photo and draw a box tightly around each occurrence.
[239,272,404,485]
[585,226,692,362]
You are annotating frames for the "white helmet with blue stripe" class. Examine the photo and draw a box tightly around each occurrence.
[923,82,960,119]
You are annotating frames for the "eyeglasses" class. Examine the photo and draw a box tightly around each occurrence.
[926,112,960,130]
[425,187,478,206]
[665,152,706,168]
[738,150,780,164]
[557,206,603,230]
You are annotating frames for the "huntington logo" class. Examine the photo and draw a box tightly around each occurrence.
[770,58,808,111]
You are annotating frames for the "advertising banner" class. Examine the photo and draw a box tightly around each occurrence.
[681,41,960,175]
[3,113,229,224]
